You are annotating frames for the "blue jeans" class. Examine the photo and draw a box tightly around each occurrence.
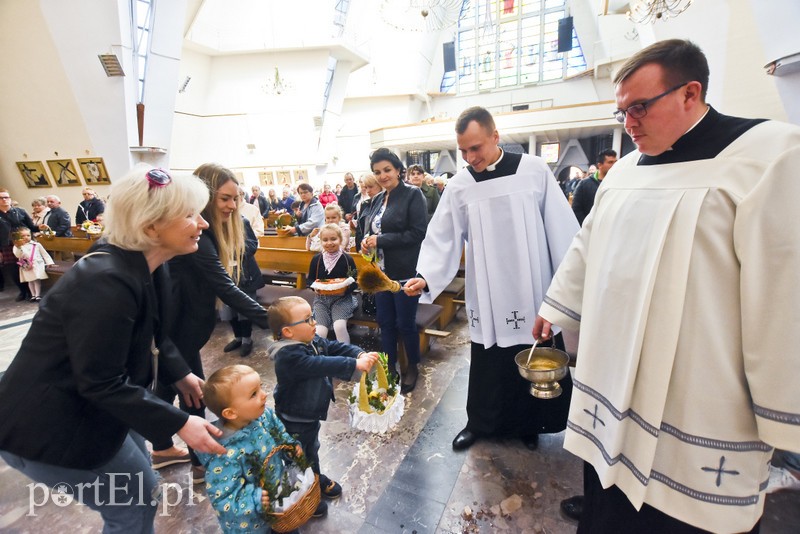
[0,432,159,534]
[375,290,420,369]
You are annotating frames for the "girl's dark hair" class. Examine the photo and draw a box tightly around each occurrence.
[369,148,404,172]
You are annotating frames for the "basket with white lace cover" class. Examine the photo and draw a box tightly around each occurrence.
[347,353,405,434]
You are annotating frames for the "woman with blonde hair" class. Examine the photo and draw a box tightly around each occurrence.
[353,173,382,250]
[154,163,268,482]
[0,166,226,532]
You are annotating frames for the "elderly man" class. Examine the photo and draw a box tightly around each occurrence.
[75,187,105,225]
[535,39,800,533]
[248,185,269,217]
[42,195,73,237]
[404,106,578,452]
[278,187,294,213]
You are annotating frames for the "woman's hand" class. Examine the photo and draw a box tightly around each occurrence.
[403,278,427,297]
[286,226,297,235]
[177,415,225,455]
[174,373,205,409]
[261,488,270,510]
[360,235,377,254]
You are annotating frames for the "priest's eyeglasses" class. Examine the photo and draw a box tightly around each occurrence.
[285,312,316,327]
[613,82,688,123]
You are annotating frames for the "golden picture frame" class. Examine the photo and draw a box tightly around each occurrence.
[276,170,292,186]
[294,168,308,183]
[16,161,51,188]
[47,159,82,187]
[77,157,111,185]
[259,170,274,186]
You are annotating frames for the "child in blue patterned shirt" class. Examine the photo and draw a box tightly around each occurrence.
[197,364,301,534]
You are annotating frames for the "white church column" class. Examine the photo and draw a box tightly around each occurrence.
[612,127,623,155]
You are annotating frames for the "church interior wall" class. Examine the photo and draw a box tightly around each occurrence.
[2,0,796,208]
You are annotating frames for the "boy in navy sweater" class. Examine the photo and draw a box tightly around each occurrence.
[266,296,377,518]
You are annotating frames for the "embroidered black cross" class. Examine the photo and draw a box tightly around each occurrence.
[469,309,479,327]
[505,311,525,330]
[701,456,740,487]
[583,404,605,429]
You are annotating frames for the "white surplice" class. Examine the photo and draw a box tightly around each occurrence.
[417,153,579,348]
[539,120,800,533]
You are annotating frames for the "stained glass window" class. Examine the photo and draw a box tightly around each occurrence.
[451,0,586,93]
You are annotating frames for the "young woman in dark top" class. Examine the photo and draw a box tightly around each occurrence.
[155,163,269,482]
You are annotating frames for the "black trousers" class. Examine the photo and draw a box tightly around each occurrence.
[1,261,27,296]
[465,335,572,437]
[578,462,761,534]
[277,418,322,476]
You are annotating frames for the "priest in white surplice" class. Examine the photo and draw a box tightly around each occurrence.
[535,40,800,534]
[404,107,579,452]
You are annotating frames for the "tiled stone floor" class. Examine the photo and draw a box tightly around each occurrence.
[0,285,798,533]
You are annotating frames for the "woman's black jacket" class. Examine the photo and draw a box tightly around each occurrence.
[0,243,191,469]
[359,180,428,280]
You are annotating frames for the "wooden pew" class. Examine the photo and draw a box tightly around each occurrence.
[40,236,96,255]
[434,277,466,330]
[258,235,308,249]
[39,237,100,286]
[256,246,464,329]
[254,247,372,289]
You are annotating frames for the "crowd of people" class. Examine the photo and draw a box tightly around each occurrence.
[0,38,798,534]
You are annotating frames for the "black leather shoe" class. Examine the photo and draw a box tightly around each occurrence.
[223,339,242,352]
[560,495,584,521]
[452,429,478,451]
[400,370,418,394]
[521,434,539,451]
[239,340,253,357]
[400,379,417,394]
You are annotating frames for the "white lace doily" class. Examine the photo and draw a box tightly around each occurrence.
[310,277,354,292]
[348,386,405,434]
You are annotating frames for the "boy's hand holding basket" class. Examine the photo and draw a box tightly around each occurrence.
[254,444,320,533]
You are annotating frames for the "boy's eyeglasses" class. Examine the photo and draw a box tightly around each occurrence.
[285,312,316,327]
[146,168,172,189]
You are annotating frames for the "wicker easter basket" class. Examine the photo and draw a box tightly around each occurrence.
[275,214,295,236]
[261,445,320,533]
[310,277,354,296]
[348,355,405,434]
